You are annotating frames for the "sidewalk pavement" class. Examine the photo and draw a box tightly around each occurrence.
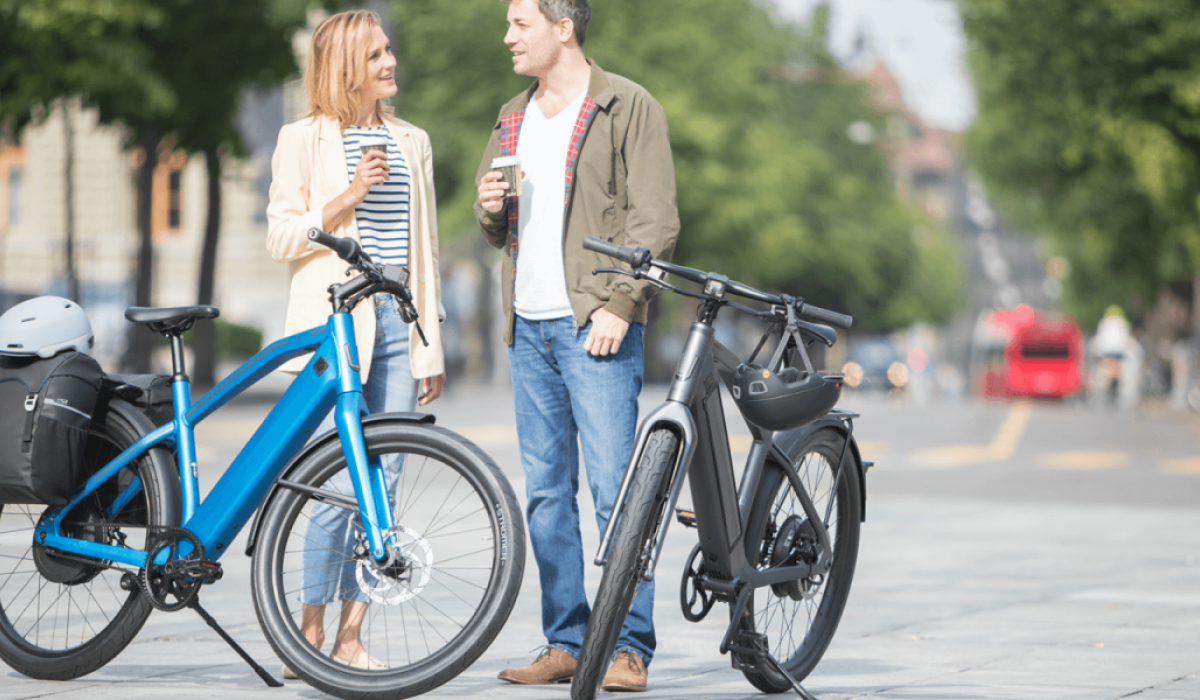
[0,383,1196,700]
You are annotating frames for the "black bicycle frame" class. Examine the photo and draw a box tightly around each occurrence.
[595,301,839,591]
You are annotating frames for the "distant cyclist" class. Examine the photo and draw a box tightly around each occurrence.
[266,9,446,674]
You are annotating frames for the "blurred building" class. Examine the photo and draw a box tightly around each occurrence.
[0,100,290,369]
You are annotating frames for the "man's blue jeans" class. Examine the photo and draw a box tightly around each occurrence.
[509,314,655,664]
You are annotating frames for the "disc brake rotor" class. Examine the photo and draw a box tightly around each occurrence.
[356,525,434,605]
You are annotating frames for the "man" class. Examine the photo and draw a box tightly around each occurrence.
[475,0,679,692]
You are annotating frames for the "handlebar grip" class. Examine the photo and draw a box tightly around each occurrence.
[307,228,360,263]
[801,303,854,330]
[583,236,651,268]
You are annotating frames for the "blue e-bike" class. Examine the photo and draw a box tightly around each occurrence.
[0,229,525,700]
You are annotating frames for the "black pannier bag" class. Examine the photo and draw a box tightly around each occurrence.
[0,351,105,505]
[101,374,174,428]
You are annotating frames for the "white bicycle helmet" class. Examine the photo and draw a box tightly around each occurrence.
[0,296,94,358]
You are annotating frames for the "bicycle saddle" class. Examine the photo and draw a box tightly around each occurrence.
[125,306,220,335]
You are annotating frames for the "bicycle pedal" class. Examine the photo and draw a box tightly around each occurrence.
[179,559,223,584]
[675,508,697,528]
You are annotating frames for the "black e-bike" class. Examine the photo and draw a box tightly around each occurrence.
[571,237,870,700]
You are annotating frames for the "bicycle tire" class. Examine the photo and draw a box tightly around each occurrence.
[251,419,525,700]
[0,399,179,679]
[736,427,861,693]
[570,429,678,700]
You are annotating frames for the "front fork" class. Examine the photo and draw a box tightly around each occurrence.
[332,393,397,563]
[329,312,395,564]
[594,400,697,583]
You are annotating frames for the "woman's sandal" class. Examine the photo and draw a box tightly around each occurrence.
[332,649,386,670]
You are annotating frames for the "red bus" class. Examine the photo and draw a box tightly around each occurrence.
[972,305,1085,399]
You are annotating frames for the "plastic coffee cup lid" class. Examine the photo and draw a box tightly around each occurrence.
[491,156,521,167]
[359,134,389,147]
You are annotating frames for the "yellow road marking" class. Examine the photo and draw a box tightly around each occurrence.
[1037,451,1129,470]
[908,400,1033,468]
[1163,458,1200,475]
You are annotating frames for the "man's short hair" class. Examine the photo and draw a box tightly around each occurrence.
[515,0,591,46]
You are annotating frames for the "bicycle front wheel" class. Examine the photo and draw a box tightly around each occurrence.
[571,429,679,700]
[0,400,178,679]
[737,427,862,693]
[251,420,525,700]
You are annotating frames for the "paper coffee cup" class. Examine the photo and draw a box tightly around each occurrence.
[359,134,389,156]
[491,156,522,198]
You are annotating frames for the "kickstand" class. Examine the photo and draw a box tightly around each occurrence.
[189,596,283,688]
[760,653,818,700]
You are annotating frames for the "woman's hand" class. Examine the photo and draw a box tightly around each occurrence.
[418,373,446,406]
[477,170,509,214]
[349,150,390,205]
[323,150,390,230]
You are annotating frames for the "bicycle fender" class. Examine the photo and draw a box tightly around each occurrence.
[595,401,696,568]
[772,415,868,521]
[104,396,182,526]
[242,412,436,557]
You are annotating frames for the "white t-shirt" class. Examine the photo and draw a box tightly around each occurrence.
[513,90,587,320]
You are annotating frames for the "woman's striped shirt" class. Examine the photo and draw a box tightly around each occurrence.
[343,126,410,267]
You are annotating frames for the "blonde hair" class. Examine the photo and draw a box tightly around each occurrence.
[304,10,393,128]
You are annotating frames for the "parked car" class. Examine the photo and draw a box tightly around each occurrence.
[843,335,907,393]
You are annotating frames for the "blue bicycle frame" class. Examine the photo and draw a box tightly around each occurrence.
[33,311,399,569]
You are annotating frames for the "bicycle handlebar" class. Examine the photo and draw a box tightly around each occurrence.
[582,236,854,330]
[308,228,362,263]
[582,237,653,268]
[306,228,429,346]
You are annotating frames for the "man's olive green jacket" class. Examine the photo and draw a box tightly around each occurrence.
[474,60,680,345]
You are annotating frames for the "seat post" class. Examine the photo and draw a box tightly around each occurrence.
[170,334,188,382]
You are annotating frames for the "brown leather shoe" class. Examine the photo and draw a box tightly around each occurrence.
[498,647,577,685]
[601,651,648,692]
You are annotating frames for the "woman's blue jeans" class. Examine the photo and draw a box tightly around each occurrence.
[508,315,655,664]
[300,295,418,606]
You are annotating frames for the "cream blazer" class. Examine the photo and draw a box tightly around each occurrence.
[266,115,445,379]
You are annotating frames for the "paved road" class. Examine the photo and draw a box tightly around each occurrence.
[1,381,1197,700]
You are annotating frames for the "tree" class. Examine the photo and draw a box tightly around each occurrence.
[390,0,962,335]
[143,0,299,386]
[963,0,1200,330]
[0,0,175,313]
[2,0,302,378]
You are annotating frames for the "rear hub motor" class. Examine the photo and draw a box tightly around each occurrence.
[33,507,108,585]
[769,515,821,601]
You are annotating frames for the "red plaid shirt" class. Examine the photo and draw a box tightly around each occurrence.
[499,97,600,280]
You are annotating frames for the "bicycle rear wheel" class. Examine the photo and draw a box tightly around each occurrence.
[251,420,525,700]
[0,400,178,679]
[570,429,678,700]
[737,428,861,692]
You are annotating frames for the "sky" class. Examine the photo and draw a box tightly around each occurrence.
[771,0,976,131]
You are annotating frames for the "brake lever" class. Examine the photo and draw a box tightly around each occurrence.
[412,319,429,347]
[592,266,638,278]
[591,266,676,293]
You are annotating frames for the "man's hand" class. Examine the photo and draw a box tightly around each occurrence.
[418,374,446,406]
[584,308,629,357]
[477,171,509,214]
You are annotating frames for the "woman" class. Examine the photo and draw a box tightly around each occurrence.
[265,9,446,674]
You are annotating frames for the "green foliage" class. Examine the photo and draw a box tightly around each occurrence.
[0,0,175,134]
[963,0,1200,329]
[1,0,299,154]
[214,318,263,360]
[390,0,962,332]
[145,0,299,159]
